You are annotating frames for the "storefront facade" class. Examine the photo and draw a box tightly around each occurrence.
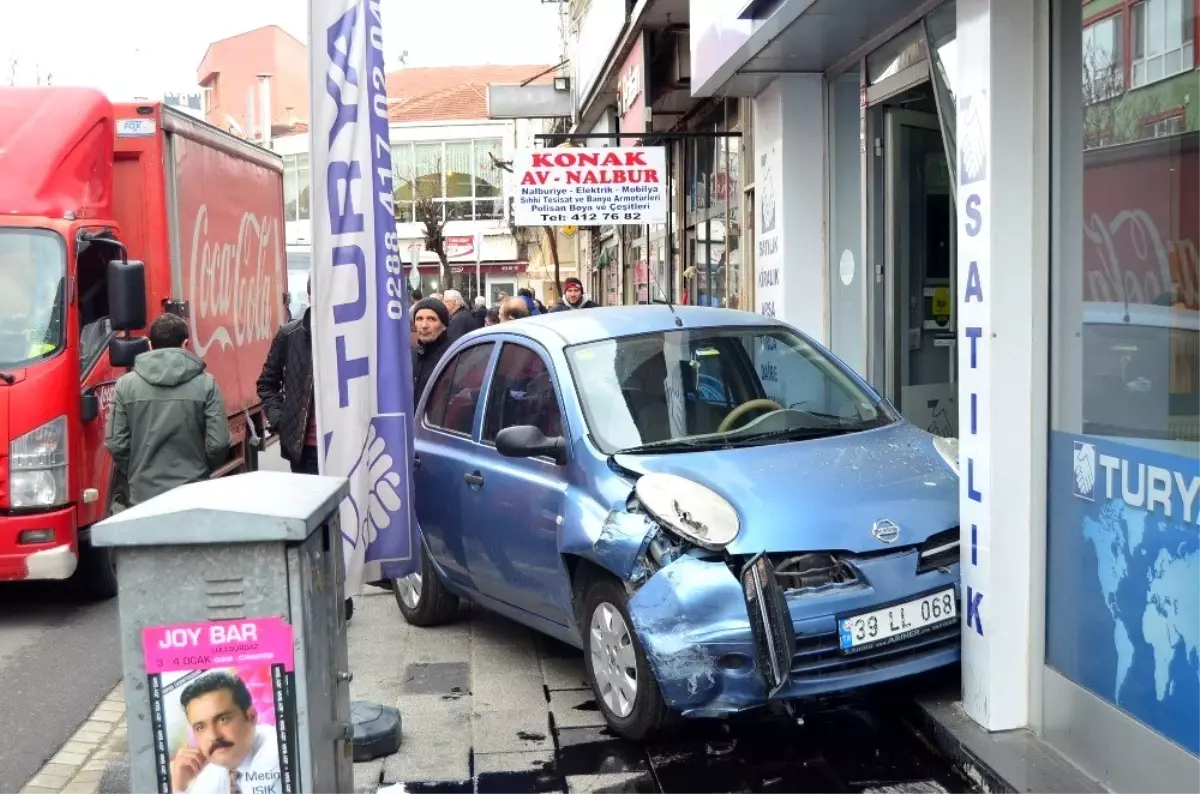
[692,0,1198,791]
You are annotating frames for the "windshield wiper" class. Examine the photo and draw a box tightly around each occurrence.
[0,372,14,385]
[613,437,732,455]
[726,425,860,446]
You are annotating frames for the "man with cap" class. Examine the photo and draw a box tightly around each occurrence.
[412,297,452,402]
[549,277,598,312]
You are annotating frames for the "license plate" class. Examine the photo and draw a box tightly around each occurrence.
[838,587,957,653]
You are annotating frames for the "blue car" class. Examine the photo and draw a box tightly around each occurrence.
[395,306,961,740]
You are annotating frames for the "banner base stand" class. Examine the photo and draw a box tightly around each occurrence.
[352,700,403,761]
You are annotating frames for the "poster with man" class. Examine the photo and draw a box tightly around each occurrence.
[142,618,298,794]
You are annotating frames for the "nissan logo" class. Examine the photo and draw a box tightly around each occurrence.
[872,519,900,544]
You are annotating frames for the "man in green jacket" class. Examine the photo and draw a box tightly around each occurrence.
[105,313,231,506]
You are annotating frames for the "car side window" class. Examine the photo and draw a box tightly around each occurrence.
[483,343,564,444]
[424,343,494,435]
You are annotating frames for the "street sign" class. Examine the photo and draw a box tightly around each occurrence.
[512,146,667,227]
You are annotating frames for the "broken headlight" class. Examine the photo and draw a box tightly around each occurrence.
[634,472,740,551]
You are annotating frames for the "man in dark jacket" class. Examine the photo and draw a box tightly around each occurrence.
[105,313,230,506]
[412,297,452,403]
[442,289,480,341]
[257,278,318,475]
[256,278,355,620]
[549,277,599,312]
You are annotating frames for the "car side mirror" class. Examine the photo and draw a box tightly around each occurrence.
[108,259,148,331]
[109,335,150,368]
[81,392,100,423]
[495,425,566,464]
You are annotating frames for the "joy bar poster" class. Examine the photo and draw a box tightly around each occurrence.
[142,617,298,794]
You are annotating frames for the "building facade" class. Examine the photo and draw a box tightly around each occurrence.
[266,64,575,306]
[196,25,310,140]
[566,0,755,310]
[681,1,1197,791]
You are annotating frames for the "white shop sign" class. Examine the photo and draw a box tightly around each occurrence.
[512,147,667,227]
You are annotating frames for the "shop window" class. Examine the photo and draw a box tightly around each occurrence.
[1047,0,1199,758]
[1131,0,1196,88]
[283,153,310,222]
[391,138,505,223]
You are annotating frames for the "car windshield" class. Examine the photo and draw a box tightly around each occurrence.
[287,249,312,320]
[565,326,895,454]
[0,229,66,370]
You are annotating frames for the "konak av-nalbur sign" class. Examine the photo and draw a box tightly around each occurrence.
[512,147,667,227]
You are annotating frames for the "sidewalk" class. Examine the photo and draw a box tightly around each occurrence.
[22,588,631,794]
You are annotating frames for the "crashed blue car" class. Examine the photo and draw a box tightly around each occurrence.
[395,306,961,740]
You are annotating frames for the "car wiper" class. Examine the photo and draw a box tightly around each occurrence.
[726,425,860,446]
[612,436,732,455]
[0,371,14,385]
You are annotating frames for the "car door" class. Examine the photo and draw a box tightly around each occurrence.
[462,340,572,626]
[413,341,497,588]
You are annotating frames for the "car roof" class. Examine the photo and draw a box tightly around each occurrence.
[471,305,788,348]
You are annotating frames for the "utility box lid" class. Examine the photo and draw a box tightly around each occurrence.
[93,472,349,547]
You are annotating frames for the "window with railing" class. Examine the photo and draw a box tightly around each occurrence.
[392,138,505,223]
[283,153,311,222]
[1131,0,1196,88]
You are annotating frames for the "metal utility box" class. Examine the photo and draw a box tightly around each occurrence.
[93,471,352,794]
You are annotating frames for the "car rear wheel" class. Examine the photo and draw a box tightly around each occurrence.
[393,545,459,626]
[582,576,674,741]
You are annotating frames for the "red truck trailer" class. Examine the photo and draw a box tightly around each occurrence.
[0,87,286,597]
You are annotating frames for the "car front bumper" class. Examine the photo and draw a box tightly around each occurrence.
[626,549,960,717]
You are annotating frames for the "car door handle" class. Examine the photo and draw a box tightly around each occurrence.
[463,471,484,488]
[413,453,421,469]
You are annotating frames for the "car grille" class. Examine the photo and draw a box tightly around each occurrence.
[790,623,959,680]
[916,527,960,573]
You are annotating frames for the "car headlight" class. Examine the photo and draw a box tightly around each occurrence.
[10,416,68,508]
[634,472,740,550]
[932,435,959,475]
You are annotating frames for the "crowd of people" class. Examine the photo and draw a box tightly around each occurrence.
[409,276,598,399]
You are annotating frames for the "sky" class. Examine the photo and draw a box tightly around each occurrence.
[2,0,565,99]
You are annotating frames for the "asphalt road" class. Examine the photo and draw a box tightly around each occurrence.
[0,581,121,791]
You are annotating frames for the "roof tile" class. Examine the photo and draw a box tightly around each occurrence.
[386,64,555,123]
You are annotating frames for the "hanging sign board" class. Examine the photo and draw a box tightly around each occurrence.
[512,146,667,227]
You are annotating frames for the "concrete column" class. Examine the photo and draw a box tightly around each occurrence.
[956,0,1047,731]
[752,75,828,342]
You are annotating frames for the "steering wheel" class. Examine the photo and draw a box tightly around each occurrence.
[717,398,785,433]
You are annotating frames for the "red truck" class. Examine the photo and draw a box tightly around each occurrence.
[0,87,286,598]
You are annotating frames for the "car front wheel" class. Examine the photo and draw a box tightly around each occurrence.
[582,576,674,741]
[393,545,459,626]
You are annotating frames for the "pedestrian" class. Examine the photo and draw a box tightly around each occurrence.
[442,289,480,341]
[105,312,230,507]
[499,296,530,322]
[549,277,598,312]
[410,289,423,302]
[412,297,452,401]
[471,295,488,326]
[485,306,500,326]
[256,277,355,621]
[430,292,443,302]
[517,287,541,315]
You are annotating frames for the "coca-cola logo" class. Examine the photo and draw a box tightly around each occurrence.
[188,205,282,357]
[1084,208,1198,308]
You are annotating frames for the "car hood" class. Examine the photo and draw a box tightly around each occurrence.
[611,422,957,555]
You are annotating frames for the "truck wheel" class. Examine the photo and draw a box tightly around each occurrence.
[393,546,458,626]
[581,576,675,742]
[73,538,119,601]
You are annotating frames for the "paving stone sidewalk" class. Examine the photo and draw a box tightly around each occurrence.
[21,589,617,794]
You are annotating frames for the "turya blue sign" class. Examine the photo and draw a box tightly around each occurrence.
[310,0,418,594]
[1047,432,1199,754]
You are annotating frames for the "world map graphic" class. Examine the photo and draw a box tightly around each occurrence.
[1049,432,1199,755]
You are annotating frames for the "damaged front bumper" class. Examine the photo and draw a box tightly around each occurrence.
[625,547,960,717]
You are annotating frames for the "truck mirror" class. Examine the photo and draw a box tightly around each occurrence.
[81,392,101,423]
[108,260,148,331]
[109,336,150,368]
